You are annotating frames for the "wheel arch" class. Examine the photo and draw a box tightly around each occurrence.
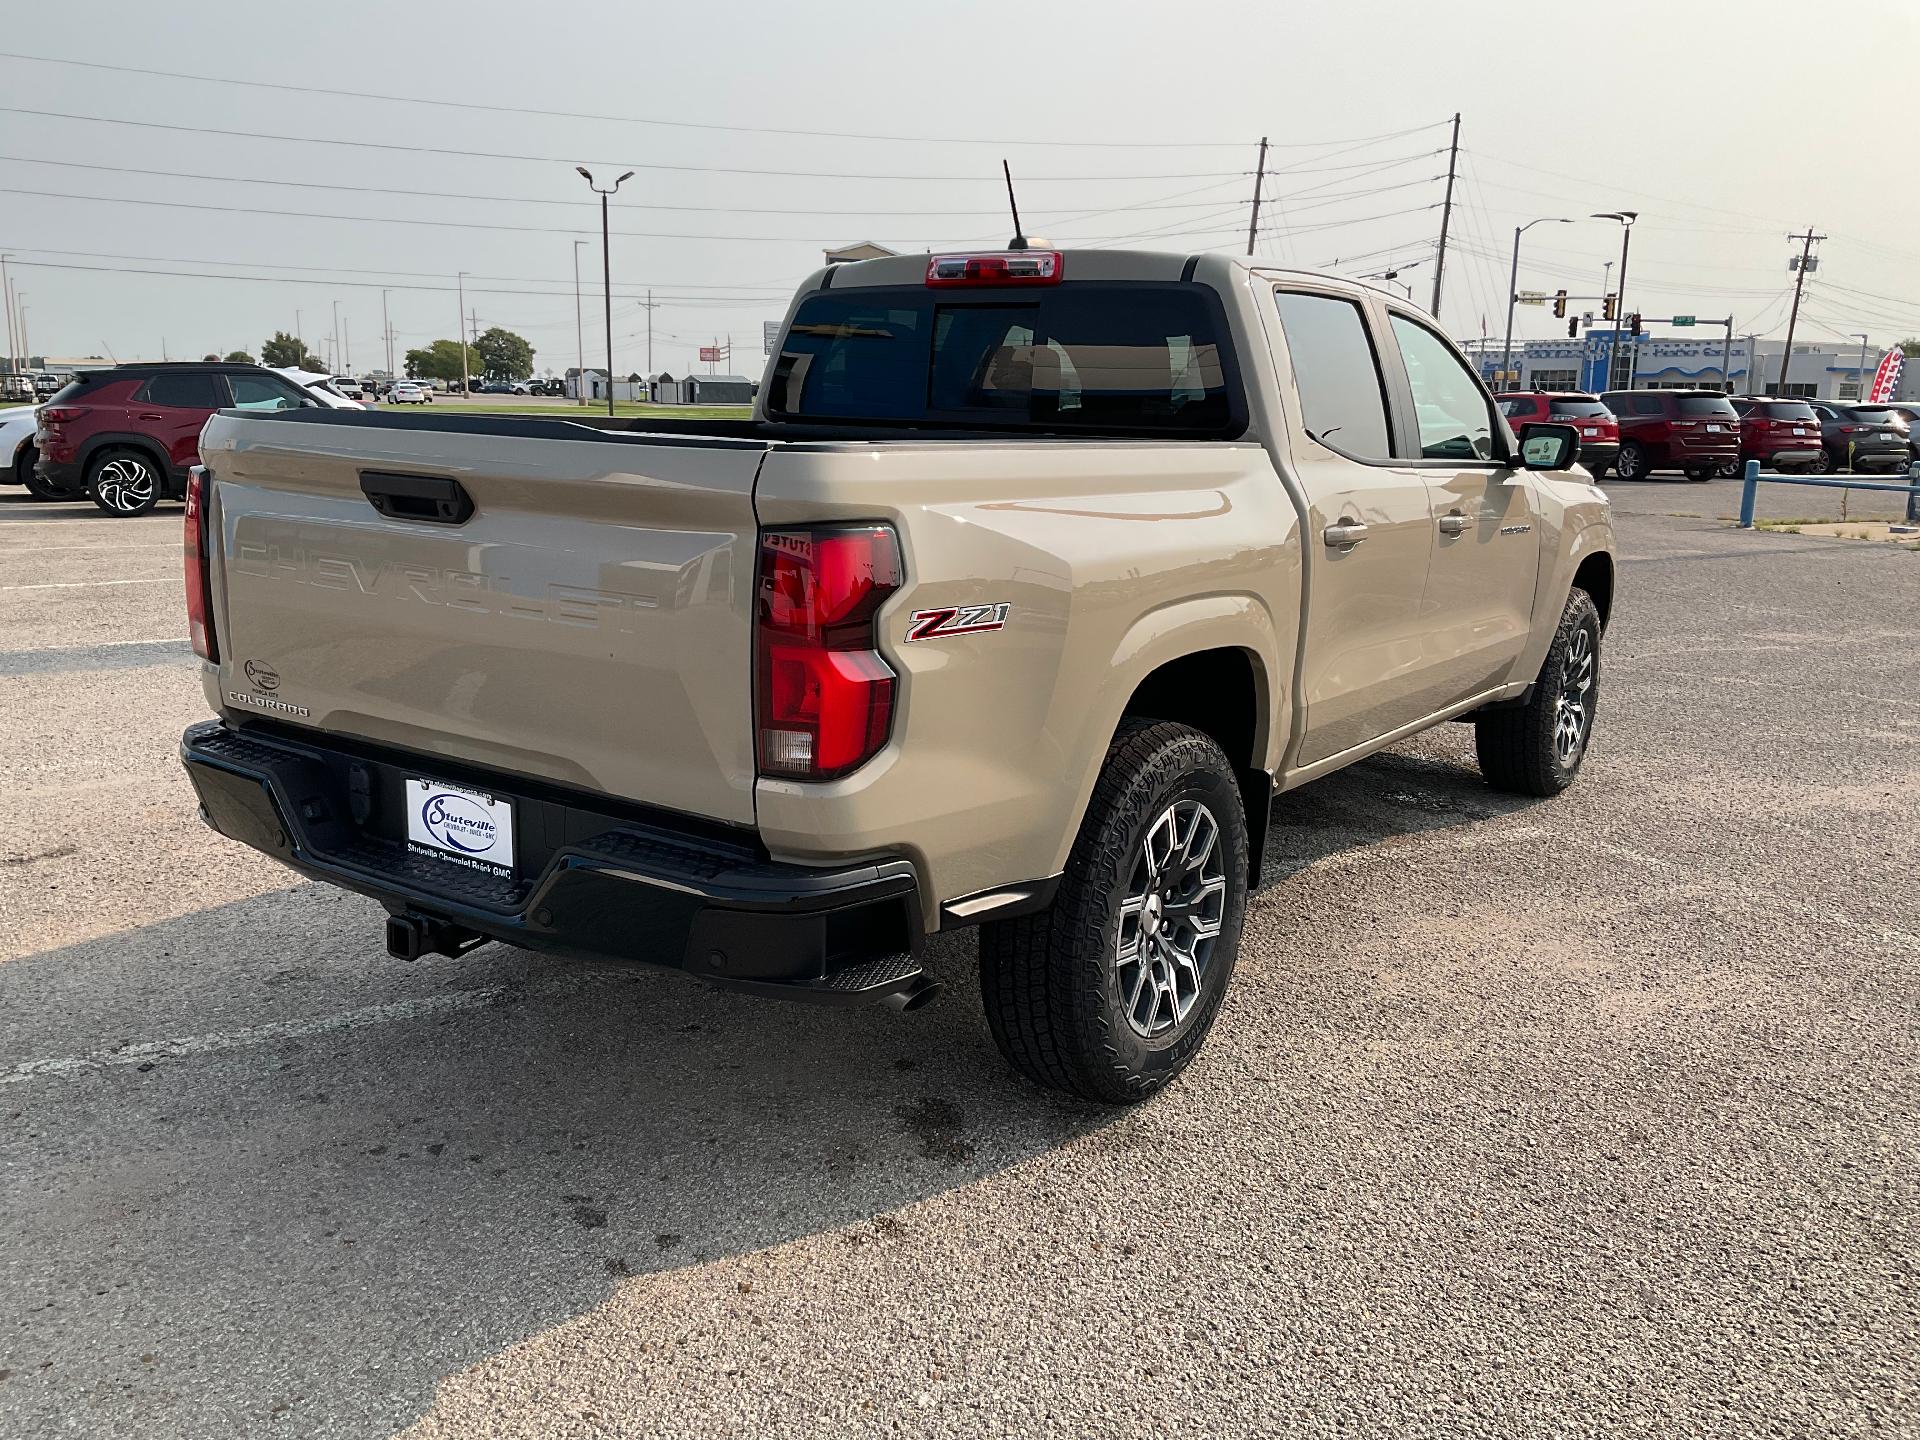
[77,432,173,484]
[1572,551,1614,629]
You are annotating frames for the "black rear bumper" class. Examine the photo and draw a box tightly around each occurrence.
[180,721,926,1004]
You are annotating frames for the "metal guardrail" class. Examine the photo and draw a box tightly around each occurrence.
[1738,458,1920,528]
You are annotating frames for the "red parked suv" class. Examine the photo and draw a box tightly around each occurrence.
[1496,392,1619,476]
[1725,397,1824,475]
[35,361,322,516]
[1598,389,1742,482]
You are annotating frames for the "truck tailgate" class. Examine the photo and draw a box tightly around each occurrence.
[198,412,767,826]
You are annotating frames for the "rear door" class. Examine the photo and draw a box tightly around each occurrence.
[1269,286,1435,767]
[1380,310,1542,710]
[202,413,769,825]
[134,370,223,472]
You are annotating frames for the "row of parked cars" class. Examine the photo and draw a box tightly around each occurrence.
[1498,388,1919,482]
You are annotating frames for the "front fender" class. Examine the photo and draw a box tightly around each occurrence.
[1515,481,1614,683]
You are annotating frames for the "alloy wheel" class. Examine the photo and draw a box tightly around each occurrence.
[1116,799,1227,1039]
[1554,626,1596,765]
[93,456,156,513]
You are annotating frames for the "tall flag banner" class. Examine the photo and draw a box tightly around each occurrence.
[1869,350,1903,403]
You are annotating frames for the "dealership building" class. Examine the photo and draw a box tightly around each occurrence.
[1465,332,1913,402]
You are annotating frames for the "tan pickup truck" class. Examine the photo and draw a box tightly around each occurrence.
[180,248,1614,1103]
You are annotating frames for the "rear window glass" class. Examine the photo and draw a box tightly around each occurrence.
[1676,395,1737,418]
[768,283,1240,435]
[140,372,222,408]
[1847,407,1899,423]
[1757,401,1818,421]
[43,376,113,406]
[1547,398,1611,418]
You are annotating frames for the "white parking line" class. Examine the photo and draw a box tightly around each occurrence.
[0,985,519,1085]
[0,578,174,591]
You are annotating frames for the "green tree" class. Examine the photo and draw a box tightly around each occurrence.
[404,339,475,382]
[472,327,535,381]
[225,349,256,364]
[1900,337,1920,358]
[202,353,220,362]
[260,331,323,370]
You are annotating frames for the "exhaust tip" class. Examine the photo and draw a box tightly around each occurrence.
[882,977,943,1013]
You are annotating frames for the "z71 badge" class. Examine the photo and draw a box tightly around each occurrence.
[905,603,1010,642]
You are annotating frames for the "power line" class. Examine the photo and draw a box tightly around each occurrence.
[0,51,1449,152]
[0,152,1253,218]
[0,107,1247,182]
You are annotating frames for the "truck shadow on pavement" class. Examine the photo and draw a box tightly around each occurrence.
[0,743,1527,1439]
[0,893,1105,1439]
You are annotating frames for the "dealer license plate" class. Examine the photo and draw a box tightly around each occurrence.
[404,777,516,877]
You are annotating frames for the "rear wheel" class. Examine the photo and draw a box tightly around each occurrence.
[86,448,163,517]
[1614,442,1648,481]
[1475,589,1601,797]
[1716,460,1742,479]
[1807,450,1833,475]
[1685,466,1714,482]
[979,720,1249,1104]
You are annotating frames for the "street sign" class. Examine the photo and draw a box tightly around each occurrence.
[1672,315,1696,327]
[1516,290,1548,306]
[698,345,723,363]
[763,320,781,355]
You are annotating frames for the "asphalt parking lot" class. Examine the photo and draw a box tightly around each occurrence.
[1,477,1914,1439]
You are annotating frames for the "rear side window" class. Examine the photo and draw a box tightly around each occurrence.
[768,283,1240,436]
[140,373,222,408]
[1676,395,1737,418]
[1633,395,1665,416]
[1547,398,1611,418]
[227,373,310,411]
[1272,291,1393,460]
[1387,314,1496,461]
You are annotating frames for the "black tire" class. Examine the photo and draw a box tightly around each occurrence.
[1685,466,1714,483]
[1807,449,1833,475]
[21,446,81,501]
[86,447,163,517]
[979,719,1249,1104]
[1615,442,1648,481]
[1716,460,1742,479]
[1475,588,1601,797]
[1588,463,1611,480]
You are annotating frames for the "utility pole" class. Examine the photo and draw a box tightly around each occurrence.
[638,289,659,374]
[572,240,588,406]
[343,315,351,373]
[1721,318,1735,394]
[1246,137,1269,258]
[382,289,393,375]
[1777,227,1824,393]
[0,254,15,374]
[332,300,341,376]
[1429,112,1461,317]
[456,271,469,397]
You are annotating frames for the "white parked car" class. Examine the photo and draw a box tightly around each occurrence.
[269,368,364,410]
[1,403,39,489]
[388,382,430,405]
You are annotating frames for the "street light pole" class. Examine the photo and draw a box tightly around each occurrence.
[572,240,588,407]
[577,167,634,418]
[382,289,393,376]
[1851,332,1869,401]
[456,271,469,397]
[1592,212,1639,389]
[1502,217,1573,392]
[332,300,341,377]
[0,254,15,376]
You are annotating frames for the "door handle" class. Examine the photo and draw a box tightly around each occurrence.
[1438,511,1471,536]
[1322,519,1369,548]
[135,412,166,421]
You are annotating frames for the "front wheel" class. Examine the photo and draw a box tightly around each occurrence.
[87,449,162,516]
[1614,442,1648,481]
[1717,460,1743,479]
[1685,466,1714,482]
[1475,588,1601,797]
[979,720,1249,1104]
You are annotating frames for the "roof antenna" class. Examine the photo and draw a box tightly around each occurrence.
[1003,159,1028,251]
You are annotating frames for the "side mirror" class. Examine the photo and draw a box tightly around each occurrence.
[1518,423,1579,471]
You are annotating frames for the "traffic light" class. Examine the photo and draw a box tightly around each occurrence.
[1552,289,1568,318]
[1629,312,1644,337]
[1567,317,1579,338]
[1603,292,1618,321]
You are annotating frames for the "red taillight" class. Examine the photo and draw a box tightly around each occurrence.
[926,250,1064,287]
[38,406,79,426]
[756,525,901,780]
[184,465,218,662]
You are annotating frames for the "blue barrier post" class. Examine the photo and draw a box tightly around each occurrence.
[1739,459,1760,528]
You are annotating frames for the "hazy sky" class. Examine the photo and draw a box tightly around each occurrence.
[3,0,1916,377]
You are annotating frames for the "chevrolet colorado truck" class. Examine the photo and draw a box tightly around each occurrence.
[180,248,1614,1103]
